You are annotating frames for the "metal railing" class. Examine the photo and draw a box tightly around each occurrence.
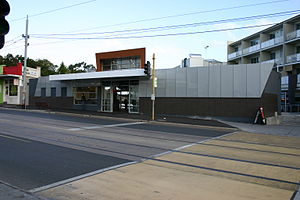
[286,30,300,41]
[261,58,283,65]
[286,53,300,63]
[261,36,283,49]
[281,104,300,112]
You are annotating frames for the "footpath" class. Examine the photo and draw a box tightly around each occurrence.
[1,108,300,200]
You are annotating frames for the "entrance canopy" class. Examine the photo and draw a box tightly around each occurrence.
[49,69,146,81]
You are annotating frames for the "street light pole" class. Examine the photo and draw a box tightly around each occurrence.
[22,15,29,109]
[151,53,156,121]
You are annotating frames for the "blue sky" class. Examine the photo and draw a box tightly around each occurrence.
[1,0,300,68]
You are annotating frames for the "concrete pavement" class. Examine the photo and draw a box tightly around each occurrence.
[1,108,300,200]
[37,131,300,200]
[0,182,43,200]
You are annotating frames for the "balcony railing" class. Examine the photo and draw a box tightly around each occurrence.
[261,58,283,65]
[286,53,300,63]
[286,30,300,41]
[261,36,283,49]
[227,50,242,59]
[243,44,260,54]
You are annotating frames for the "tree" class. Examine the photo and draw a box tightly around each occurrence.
[68,62,96,73]
[0,53,96,76]
[35,59,57,76]
[57,62,68,74]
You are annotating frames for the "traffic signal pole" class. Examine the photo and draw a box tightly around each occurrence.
[151,53,156,121]
[22,15,29,109]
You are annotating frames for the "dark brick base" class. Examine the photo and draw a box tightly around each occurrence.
[140,93,278,121]
[29,97,74,110]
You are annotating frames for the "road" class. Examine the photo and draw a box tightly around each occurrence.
[0,108,232,191]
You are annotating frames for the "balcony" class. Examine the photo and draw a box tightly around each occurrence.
[261,36,283,49]
[261,58,283,65]
[286,30,300,41]
[286,53,300,63]
[242,44,260,54]
[227,50,242,60]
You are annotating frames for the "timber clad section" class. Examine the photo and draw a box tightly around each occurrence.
[96,48,146,71]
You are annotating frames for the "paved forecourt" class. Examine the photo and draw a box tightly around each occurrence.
[0,108,233,192]
[38,131,300,200]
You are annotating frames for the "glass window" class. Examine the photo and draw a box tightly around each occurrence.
[8,79,18,96]
[61,87,67,98]
[281,76,288,84]
[296,46,300,54]
[270,52,276,60]
[101,56,141,71]
[250,57,259,63]
[250,39,259,46]
[51,87,56,97]
[73,87,97,105]
[41,88,46,97]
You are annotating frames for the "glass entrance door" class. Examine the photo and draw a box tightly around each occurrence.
[101,86,113,112]
[129,81,139,113]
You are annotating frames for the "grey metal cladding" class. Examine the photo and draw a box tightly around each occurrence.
[233,64,247,97]
[166,68,176,97]
[221,65,234,97]
[156,69,167,97]
[187,67,198,97]
[209,65,221,97]
[198,67,209,97]
[175,67,187,97]
[139,63,273,98]
[246,64,261,97]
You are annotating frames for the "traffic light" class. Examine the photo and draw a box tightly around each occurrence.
[144,61,151,76]
[0,0,10,49]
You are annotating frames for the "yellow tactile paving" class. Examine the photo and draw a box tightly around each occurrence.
[38,162,293,200]
[182,144,300,169]
[222,131,300,148]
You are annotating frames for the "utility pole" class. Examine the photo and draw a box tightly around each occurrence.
[151,53,156,121]
[22,15,29,109]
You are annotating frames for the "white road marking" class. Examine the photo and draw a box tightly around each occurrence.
[67,121,146,131]
[28,129,238,194]
[29,161,138,193]
[0,134,31,143]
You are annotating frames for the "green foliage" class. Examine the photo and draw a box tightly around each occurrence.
[0,54,96,76]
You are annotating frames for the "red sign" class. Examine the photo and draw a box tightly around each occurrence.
[3,63,23,75]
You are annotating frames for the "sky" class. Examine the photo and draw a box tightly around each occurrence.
[1,0,300,69]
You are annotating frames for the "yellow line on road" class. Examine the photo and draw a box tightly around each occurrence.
[0,134,31,143]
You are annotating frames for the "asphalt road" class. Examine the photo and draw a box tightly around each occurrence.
[0,108,233,191]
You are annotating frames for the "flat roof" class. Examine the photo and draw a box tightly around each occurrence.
[49,69,147,81]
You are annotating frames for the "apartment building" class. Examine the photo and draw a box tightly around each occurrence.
[227,14,300,111]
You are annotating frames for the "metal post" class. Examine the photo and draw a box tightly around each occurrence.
[22,15,29,109]
[151,53,156,121]
[284,91,287,112]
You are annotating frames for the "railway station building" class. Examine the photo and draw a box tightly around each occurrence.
[29,48,280,122]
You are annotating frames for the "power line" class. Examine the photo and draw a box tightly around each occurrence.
[30,10,299,38]
[3,38,23,47]
[10,0,97,22]
[30,23,276,40]
[66,0,289,33]
[5,35,23,44]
